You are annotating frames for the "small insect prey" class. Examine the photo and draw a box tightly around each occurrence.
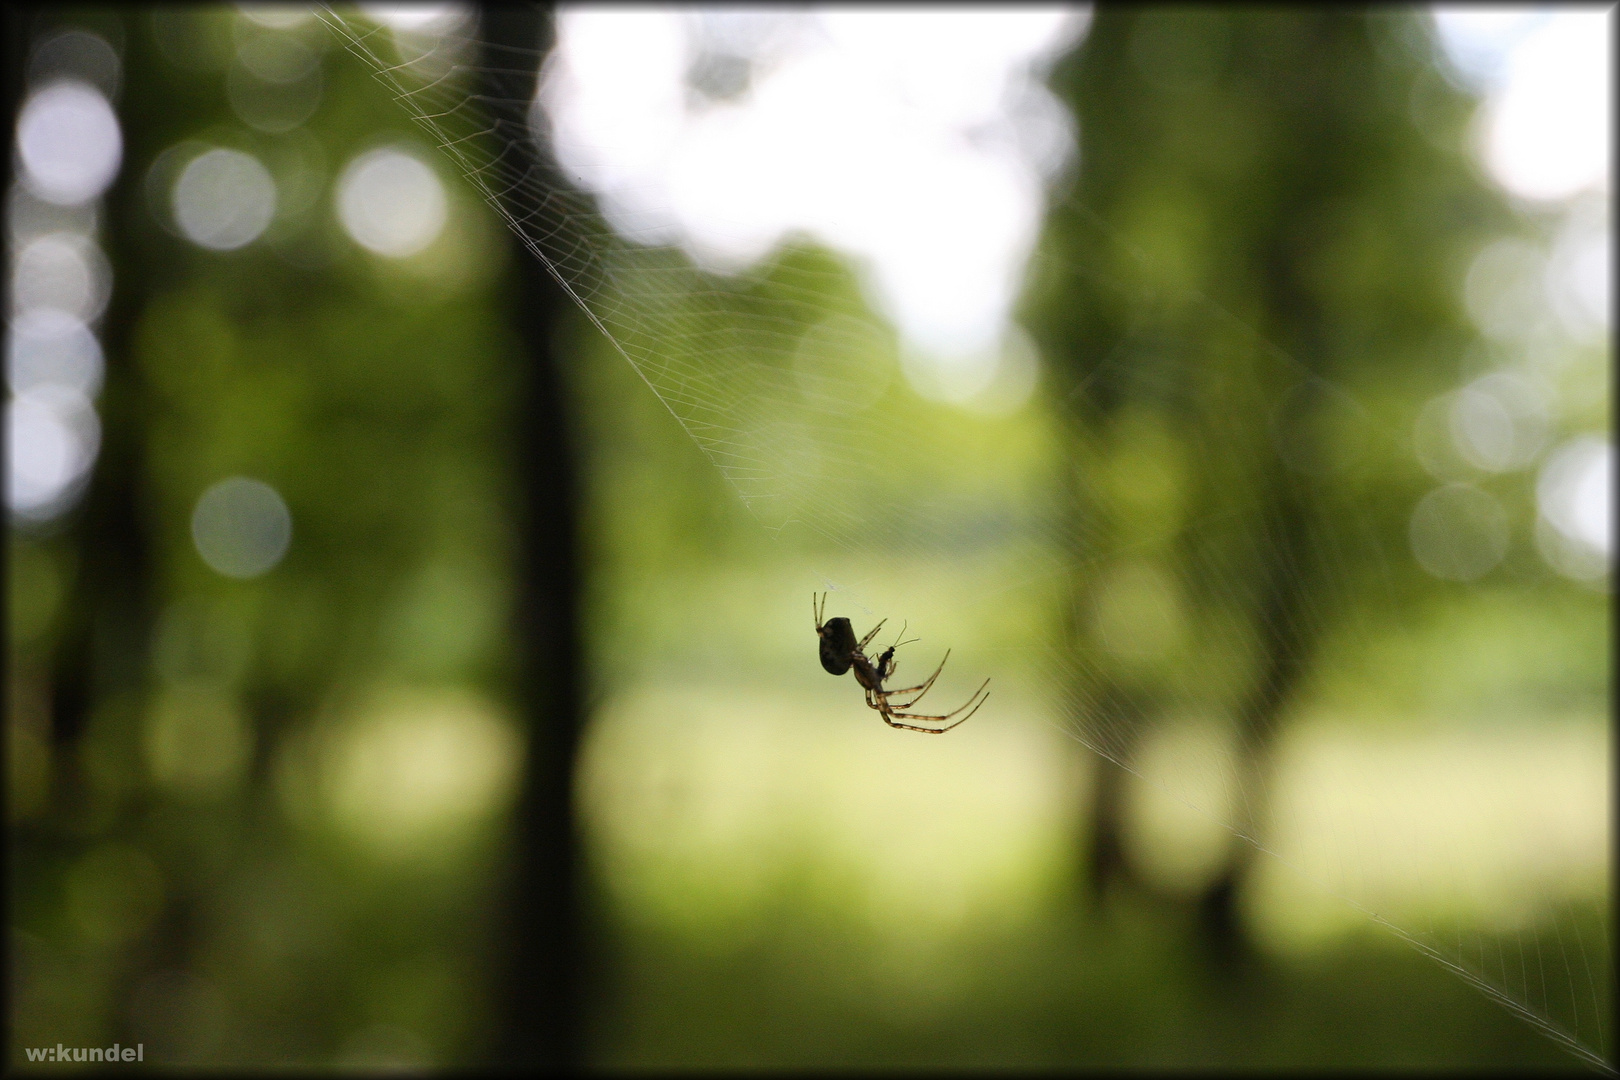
[813,593,989,734]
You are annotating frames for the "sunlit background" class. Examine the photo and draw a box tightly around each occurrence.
[7,3,1611,1070]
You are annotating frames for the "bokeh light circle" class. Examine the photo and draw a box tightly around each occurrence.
[11,231,112,323]
[1409,482,1510,582]
[6,307,104,398]
[7,387,100,517]
[191,477,293,579]
[336,147,448,258]
[172,148,278,251]
[16,80,123,206]
[360,3,470,35]
[1537,437,1611,560]
[1448,372,1548,473]
[235,4,317,30]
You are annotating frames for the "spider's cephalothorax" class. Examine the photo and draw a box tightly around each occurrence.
[812,592,988,734]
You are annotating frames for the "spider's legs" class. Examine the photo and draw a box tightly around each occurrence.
[875,650,950,710]
[879,679,990,734]
[856,619,887,651]
[877,716,954,734]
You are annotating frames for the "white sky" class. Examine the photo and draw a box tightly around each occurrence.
[539,6,1087,401]
[1432,6,1612,201]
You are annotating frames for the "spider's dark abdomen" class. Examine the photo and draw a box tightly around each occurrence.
[819,616,856,675]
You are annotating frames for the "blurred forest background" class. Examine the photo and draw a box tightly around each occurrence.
[7,4,1610,1070]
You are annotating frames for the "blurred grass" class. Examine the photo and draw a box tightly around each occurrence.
[589,886,1582,1068]
[574,678,1605,1068]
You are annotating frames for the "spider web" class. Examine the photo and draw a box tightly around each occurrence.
[315,7,1611,1069]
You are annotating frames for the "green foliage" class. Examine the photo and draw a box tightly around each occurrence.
[10,7,526,1067]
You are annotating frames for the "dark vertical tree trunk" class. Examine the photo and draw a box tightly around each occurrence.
[91,10,186,1026]
[1196,484,1316,968]
[1031,9,1501,970]
[8,8,168,1041]
[478,6,585,1069]
[1080,686,1147,905]
[13,6,158,786]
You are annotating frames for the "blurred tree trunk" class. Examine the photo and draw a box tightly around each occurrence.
[60,12,158,751]
[1027,9,1504,963]
[478,6,585,1068]
[4,7,157,774]
[7,5,172,1043]
[4,5,155,837]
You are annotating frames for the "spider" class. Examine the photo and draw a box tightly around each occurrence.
[813,592,989,734]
